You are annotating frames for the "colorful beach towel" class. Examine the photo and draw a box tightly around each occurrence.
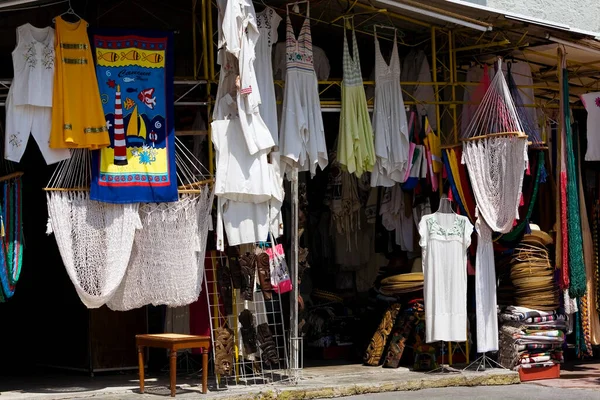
[90,30,177,203]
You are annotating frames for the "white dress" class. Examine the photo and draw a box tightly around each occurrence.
[418,212,473,343]
[371,30,409,187]
[581,92,600,161]
[255,7,282,145]
[5,23,70,164]
[279,4,328,178]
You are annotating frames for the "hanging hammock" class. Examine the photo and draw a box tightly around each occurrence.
[46,149,141,308]
[0,172,24,302]
[107,139,213,311]
[461,58,529,353]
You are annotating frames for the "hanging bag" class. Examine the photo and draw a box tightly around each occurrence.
[265,243,292,294]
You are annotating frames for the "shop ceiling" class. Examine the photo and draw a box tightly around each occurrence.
[0,0,597,91]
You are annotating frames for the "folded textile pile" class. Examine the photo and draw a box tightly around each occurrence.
[379,272,424,296]
[498,306,567,370]
[509,230,558,311]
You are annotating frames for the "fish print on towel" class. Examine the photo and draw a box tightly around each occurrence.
[90,29,177,204]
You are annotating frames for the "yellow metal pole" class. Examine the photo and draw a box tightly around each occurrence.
[450,30,458,145]
[193,0,198,80]
[202,0,214,176]
[207,0,215,81]
[431,27,441,144]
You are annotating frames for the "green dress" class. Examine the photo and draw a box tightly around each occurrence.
[337,19,376,178]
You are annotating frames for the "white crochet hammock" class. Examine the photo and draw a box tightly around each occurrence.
[461,58,528,353]
[46,139,213,310]
[108,140,213,311]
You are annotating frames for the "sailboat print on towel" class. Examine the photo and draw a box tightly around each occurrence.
[126,105,147,146]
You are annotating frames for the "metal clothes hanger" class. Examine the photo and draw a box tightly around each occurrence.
[52,0,89,27]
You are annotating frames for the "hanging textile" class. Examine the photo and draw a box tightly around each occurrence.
[0,177,23,301]
[255,7,282,143]
[46,160,141,309]
[5,23,71,165]
[279,2,328,177]
[370,27,409,187]
[107,189,214,311]
[560,56,586,297]
[461,64,490,137]
[50,17,109,150]
[337,17,375,178]
[580,91,600,161]
[461,59,528,353]
[507,62,542,147]
[494,151,546,247]
[89,30,178,203]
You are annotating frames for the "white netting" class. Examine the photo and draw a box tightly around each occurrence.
[462,59,528,353]
[107,188,214,311]
[46,149,141,308]
[46,138,214,310]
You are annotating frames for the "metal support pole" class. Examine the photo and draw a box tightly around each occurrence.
[431,26,442,141]
[202,0,214,176]
[289,167,300,376]
[192,0,198,80]
[449,30,458,145]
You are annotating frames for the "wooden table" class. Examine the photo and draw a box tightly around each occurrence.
[136,333,210,397]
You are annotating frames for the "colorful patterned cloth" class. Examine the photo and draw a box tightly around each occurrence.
[90,30,177,203]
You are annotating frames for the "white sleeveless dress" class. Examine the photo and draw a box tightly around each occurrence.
[370,30,409,187]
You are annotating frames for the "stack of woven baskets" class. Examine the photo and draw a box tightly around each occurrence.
[510,226,557,311]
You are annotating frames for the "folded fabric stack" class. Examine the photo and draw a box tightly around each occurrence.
[509,229,558,311]
[379,272,424,296]
[498,306,567,370]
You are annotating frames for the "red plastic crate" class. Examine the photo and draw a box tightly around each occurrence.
[518,363,560,382]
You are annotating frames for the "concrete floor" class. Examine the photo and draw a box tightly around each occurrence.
[2,361,599,400]
[343,385,600,400]
[0,363,519,400]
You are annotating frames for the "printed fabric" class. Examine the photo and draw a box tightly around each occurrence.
[90,29,177,203]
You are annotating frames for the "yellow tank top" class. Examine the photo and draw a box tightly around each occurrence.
[50,17,109,149]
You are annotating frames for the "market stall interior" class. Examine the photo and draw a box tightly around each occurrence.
[0,0,600,392]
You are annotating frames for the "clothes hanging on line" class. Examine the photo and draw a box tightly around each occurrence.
[217,0,275,155]
[337,19,376,178]
[5,23,70,164]
[255,7,282,145]
[370,29,410,187]
[580,92,600,161]
[50,16,109,150]
[212,119,282,250]
[278,2,328,177]
[401,49,436,131]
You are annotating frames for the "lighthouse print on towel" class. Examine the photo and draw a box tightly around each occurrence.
[90,30,177,204]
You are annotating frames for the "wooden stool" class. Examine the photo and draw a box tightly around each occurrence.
[136,333,210,397]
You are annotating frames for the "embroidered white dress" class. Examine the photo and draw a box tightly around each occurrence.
[419,213,473,343]
[370,30,409,187]
[279,4,328,177]
[5,23,70,164]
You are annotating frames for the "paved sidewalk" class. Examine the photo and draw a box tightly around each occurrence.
[0,364,519,400]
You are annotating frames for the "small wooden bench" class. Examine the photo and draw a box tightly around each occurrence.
[136,333,210,397]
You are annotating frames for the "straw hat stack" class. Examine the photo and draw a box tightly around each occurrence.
[379,258,424,296]
[510,224,558,311]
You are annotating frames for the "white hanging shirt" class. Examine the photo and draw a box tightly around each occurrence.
[581,92,600,161]
[11,23,55,107]
[419,212,473,343]
[255,7,282,145]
